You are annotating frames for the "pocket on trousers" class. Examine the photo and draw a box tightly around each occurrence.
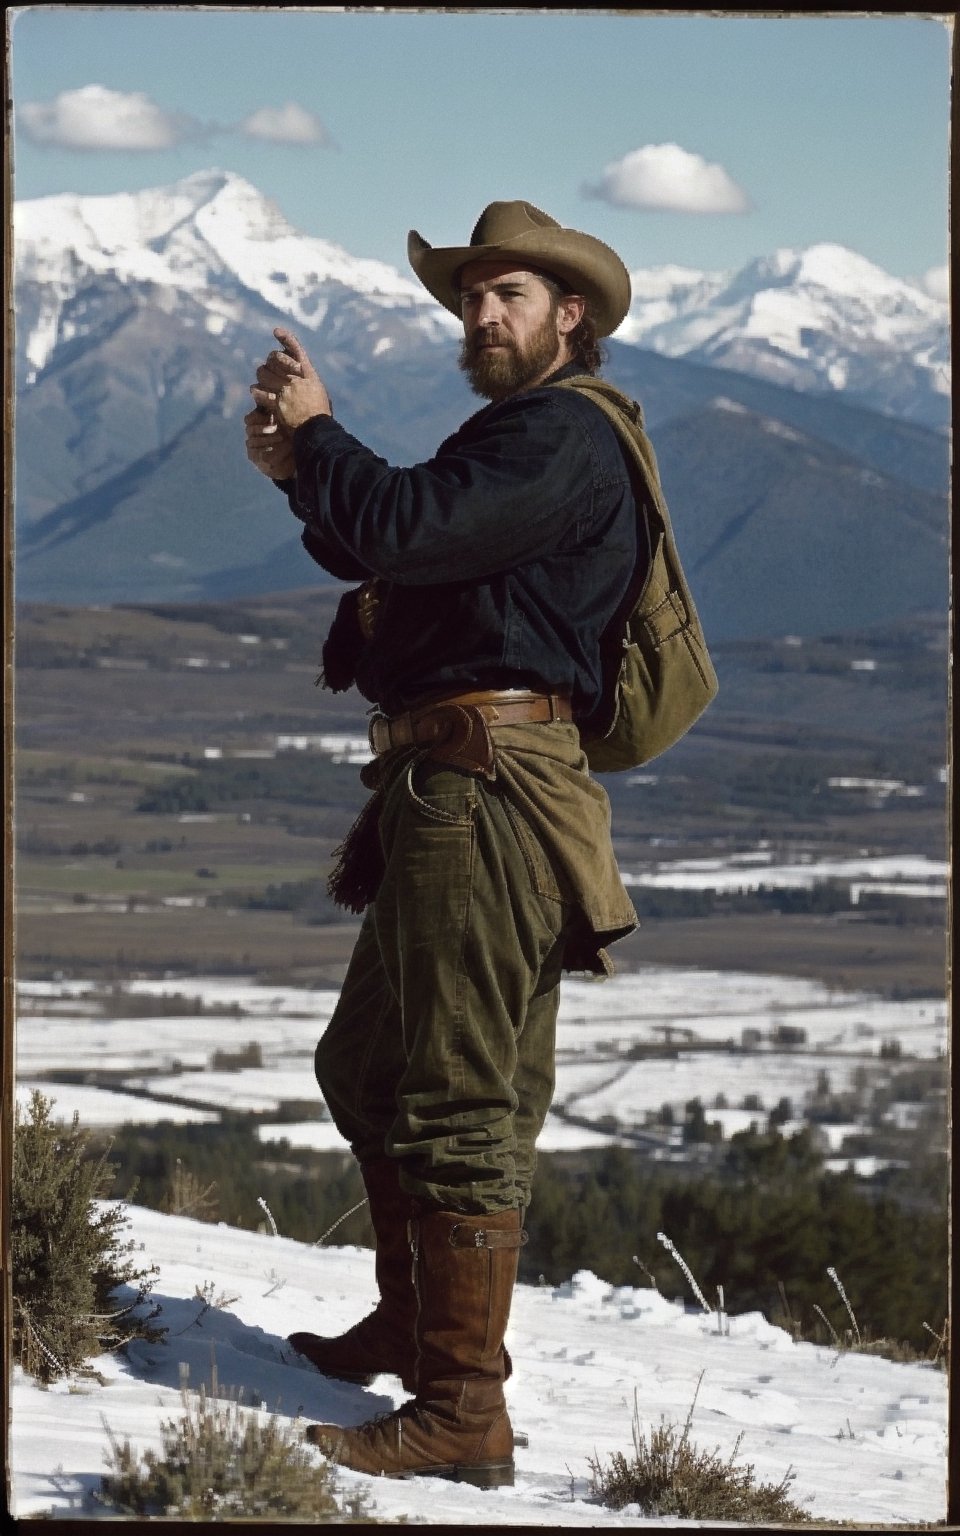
[405,759,478,827]
[503,796,563,904]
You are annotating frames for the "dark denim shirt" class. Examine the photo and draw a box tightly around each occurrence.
[282,362,649,730]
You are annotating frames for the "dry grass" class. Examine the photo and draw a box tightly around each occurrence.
[98,1361,375,1522]
[589,1374,811,1524]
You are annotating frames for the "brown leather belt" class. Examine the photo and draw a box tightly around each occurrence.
[368,688,573,775]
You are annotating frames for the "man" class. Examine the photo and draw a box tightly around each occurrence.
[244,201,647,1487]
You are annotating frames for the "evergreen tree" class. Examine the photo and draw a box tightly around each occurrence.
[12,1092,163,1381]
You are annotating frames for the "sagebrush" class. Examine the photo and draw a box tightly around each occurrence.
[589,1376,811,1523]
[98,1364,375,1521]
[12,1090,163,1381]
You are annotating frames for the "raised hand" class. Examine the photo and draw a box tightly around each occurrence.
[244,406,297,481]
[250,327,333,430]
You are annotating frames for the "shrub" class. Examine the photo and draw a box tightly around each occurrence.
[210,1040,263,1071]
[11,1091,163,1381]
[99,1363,375,1521]
[161,1159,219,1222]
[590,1377,811,1523]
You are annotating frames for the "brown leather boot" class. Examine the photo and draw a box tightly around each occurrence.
[306,1206,524,1487]
[288,1157,418,1389]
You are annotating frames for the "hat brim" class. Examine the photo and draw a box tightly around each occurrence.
[407,225,631,338]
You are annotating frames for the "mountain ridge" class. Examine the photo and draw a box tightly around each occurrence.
[621,239,948,429]
[13,171,950,631]
[15,383,947,639]
[15,169,947,425]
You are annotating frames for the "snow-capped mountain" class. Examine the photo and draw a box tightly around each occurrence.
[11,171,949,615]
[14,168,459,383]
[14,169,948,427]
[12,170,467,542]
[619,245,949,429]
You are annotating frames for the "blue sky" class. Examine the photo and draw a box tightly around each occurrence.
[8,7,952,292]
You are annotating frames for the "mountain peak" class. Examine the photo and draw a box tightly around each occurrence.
[177,167,236,192]
[166,167,289,225]
[618,237,948,427]
[166,166,233,198]
[785,242,940,307]
[13,168,459,379]
[13,172,947,430]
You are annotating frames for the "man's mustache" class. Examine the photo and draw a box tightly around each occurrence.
[464,329,515,362]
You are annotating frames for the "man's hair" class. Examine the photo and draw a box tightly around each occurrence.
[534,268,606,375]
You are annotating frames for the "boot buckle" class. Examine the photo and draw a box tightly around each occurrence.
[447,1222,528,1250]
[446,1222,488,1248]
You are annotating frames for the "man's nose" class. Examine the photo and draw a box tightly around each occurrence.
[476,291,503,327]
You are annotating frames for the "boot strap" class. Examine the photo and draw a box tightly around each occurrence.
[447,1223,528,1251]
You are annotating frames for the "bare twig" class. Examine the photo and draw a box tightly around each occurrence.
[312,1196,369,1247]
[657,1232,711,1314]
[826,1266,860,1345]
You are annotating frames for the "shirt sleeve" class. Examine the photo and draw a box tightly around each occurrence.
[272,473,371,580]
[289,393,597,586]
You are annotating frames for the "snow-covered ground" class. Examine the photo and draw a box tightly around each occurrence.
[620,849,949,900]
[8,1205,948,1525]
[10,954,949,1523]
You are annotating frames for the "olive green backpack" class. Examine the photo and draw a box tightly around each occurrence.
[550,376,718,773]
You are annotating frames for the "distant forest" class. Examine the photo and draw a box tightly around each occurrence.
[101,1120,946,1359]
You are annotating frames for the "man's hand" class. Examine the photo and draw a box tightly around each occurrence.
[249,327,333,431]
[244,406,297,482]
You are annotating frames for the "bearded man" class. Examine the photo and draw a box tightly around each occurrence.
[244,201,648,1487]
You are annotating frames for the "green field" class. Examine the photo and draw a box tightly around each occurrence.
[18,749,193,784]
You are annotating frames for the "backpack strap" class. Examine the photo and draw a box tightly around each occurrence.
[548,374,718,769]
[548,375,688,614]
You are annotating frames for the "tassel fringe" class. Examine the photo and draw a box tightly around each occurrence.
[327,788,386,913]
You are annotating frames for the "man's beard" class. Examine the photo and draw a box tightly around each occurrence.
[458,312,562,402]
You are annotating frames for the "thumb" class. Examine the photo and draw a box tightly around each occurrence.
[274,327,315,375]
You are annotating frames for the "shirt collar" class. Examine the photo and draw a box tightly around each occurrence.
[540,360,586,386]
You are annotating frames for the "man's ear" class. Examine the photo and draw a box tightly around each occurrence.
[557,294,586,335]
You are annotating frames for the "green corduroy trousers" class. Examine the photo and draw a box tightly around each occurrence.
[314,753,577,1213]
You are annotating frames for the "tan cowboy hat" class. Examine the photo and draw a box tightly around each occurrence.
[407,200,632,338]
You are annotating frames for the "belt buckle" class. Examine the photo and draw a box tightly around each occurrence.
[368,712,389,754]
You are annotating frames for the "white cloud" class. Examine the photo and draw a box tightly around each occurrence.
[16,86,333,155]
[583,143,751,215]
[921,264,949,303]
[18,84,204,151]
[239,102,334,146]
